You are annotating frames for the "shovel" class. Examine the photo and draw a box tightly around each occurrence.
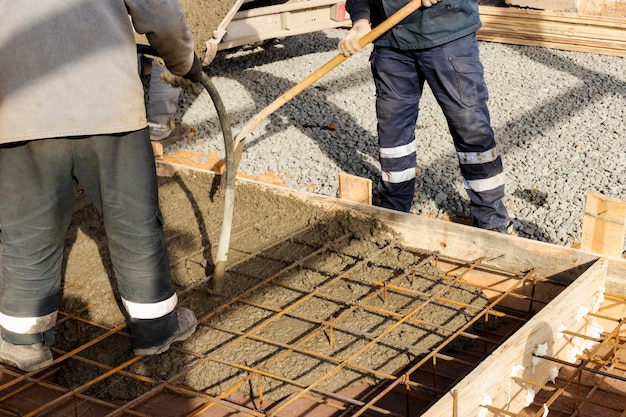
[212,0,424,292]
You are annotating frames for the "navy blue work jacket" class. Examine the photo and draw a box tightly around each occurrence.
[346,0,482,50]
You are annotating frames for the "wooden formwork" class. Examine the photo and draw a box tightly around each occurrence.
[157,162,626,417]
[266,178,626,416]
[1,162,624,417]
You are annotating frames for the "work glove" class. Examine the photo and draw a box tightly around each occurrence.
[422,0,439,6]
[183,53,203,83]
[338,20,372,57]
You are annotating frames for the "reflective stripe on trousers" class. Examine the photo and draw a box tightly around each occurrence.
[0,130,176,345]
[371,34,508,228]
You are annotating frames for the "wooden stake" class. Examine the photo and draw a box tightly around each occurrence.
[151,141,164,160]
[338,172,372,205]
[581,191,626,258]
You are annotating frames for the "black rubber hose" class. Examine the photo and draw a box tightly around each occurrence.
[198,72,234,293]
[137,45,234,292]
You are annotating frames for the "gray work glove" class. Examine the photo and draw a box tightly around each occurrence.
[338,20,371,57]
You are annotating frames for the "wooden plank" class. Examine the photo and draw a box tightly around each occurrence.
[422,257,609,417]
[478,20,626,45]
[478,30,626,56]
[478,6,626,56]
[338,172,372,205]
[480,6,626,28]
[581,191,626,258]
[479,18,626,42]
[579,0,620,14]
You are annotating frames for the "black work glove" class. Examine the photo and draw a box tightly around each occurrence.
[183,53,203,83]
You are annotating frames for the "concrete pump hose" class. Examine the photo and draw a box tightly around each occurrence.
[198,72,234,293]
[137,43,234,292]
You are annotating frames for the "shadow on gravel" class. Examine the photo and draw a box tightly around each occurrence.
[201,31,624,246]
[203,31,520,237]
[495,44,626,154]
[206,31,381,184]
[492,44,626,242]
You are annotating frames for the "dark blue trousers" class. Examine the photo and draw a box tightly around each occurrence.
[371,33,508,229]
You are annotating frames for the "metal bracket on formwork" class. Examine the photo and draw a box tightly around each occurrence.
[523,387,537,408]
[548,366,559,383]
[451,389,459,417]
[591,287,606,313]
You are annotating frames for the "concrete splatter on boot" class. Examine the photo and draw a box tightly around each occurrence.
[0,337,54,372]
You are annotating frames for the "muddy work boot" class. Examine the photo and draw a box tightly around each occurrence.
[0,338,54,372]
[149,121,193,146]
[487,222,516,235]
[133,308,197,356]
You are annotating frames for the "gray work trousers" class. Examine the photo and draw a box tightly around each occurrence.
[147,62,181,141]
[0,130,176,347]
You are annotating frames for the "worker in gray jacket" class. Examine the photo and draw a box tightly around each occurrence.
[0,0,203,372]
[339,0,509,232]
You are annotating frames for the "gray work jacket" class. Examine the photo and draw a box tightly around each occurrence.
[0,0,195,144]
[346,0,482,50]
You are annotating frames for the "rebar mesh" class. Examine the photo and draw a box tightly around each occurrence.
[2,211,623,417]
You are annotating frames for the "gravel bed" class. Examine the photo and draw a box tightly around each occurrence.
[165,28,625,250]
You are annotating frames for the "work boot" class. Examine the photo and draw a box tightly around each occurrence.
[485,222,516,236]
[149,121,193,145]
[133,308,197,356]
[0,338,54,372]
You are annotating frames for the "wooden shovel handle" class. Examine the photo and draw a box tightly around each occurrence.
[234,0,423,144]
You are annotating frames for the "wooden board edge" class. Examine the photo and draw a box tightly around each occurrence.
[422,258,609,416]
[581,191,626,258]
[338,172,372,205]
[154,160,625,282]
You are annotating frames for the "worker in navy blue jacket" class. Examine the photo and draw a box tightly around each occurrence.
[339,0,509,232]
